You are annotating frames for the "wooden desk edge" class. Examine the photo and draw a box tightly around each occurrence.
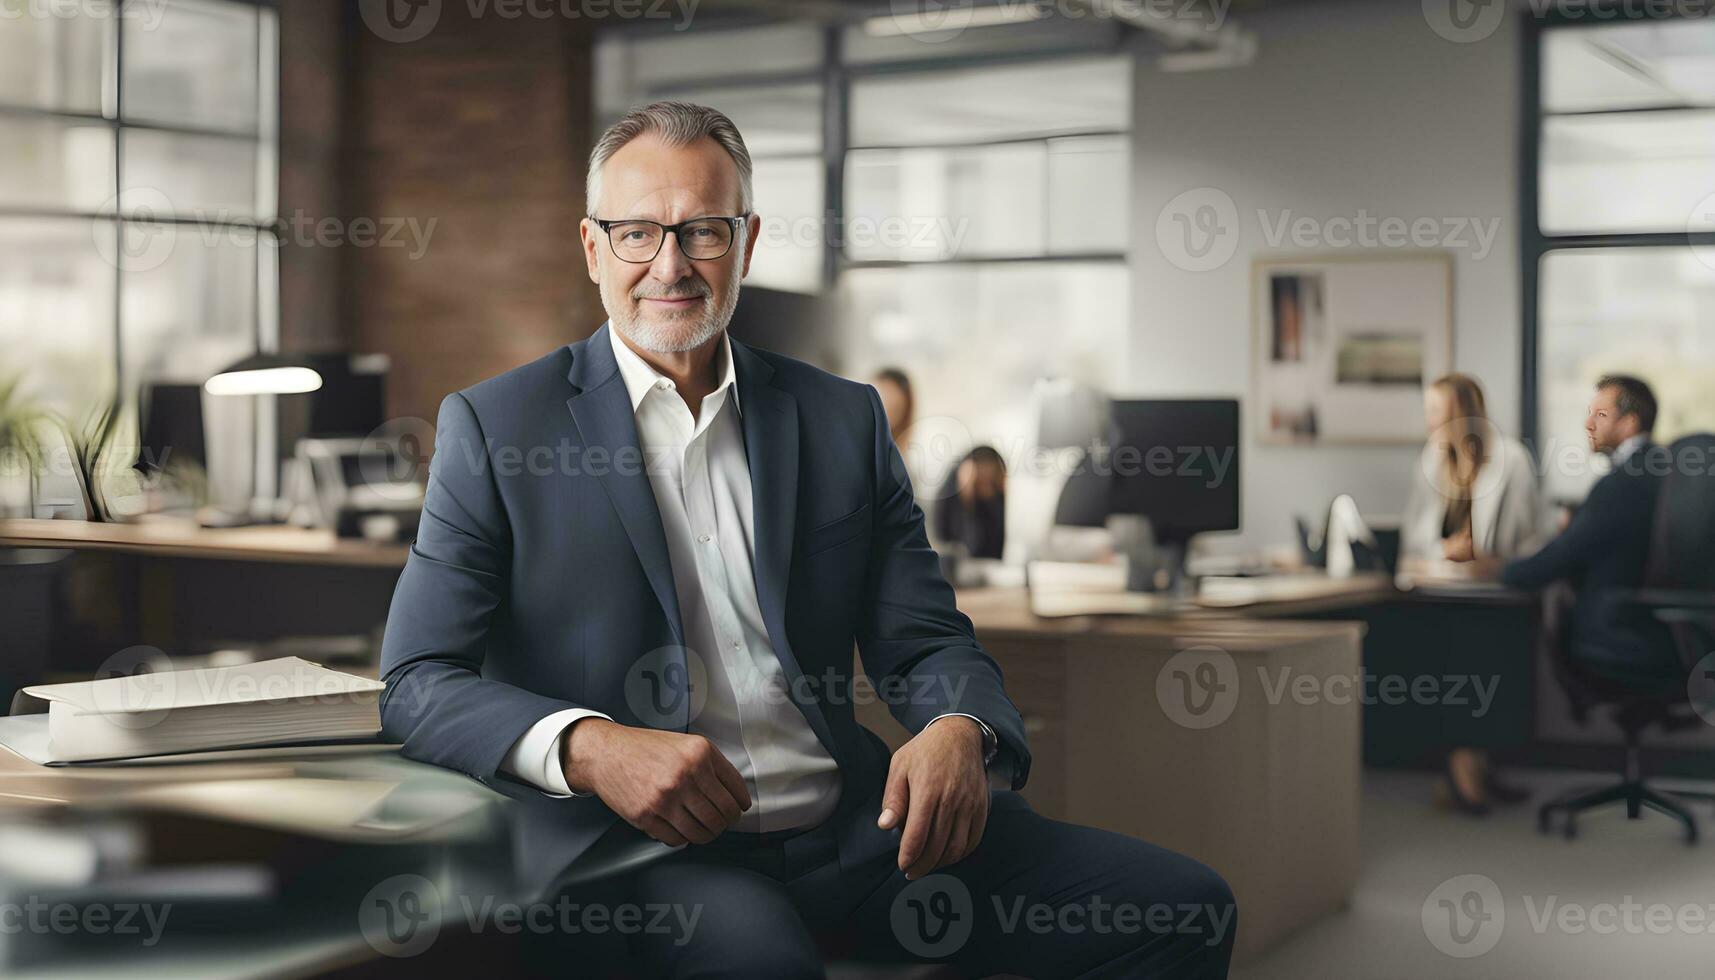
[0,519,409,569]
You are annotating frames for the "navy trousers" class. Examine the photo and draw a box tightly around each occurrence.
[531,791,1236,979]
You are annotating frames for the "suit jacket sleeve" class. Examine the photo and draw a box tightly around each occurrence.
[379,392,593,789]
[853,386,1032,789]
[1501,472,1621,591]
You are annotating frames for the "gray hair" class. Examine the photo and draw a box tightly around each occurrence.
[586,101,754,217]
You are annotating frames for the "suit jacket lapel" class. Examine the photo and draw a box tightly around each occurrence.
[733,338,837,755]
[564,324,687,648]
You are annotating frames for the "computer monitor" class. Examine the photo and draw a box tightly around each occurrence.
[304,354,387,438]
[1106,399,1241,591]
[134,383,207,478]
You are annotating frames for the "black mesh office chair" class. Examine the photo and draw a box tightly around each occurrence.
[1537,434,1715,843]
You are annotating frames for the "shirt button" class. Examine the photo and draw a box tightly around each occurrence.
[698,534,712,543]
[655,379,672,391]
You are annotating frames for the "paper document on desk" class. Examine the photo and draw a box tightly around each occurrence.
[5,657,383,764]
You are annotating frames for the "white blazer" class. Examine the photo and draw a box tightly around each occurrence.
[1401,436,1543,562]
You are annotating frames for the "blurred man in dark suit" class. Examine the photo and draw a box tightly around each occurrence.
[1496,376,1675,680]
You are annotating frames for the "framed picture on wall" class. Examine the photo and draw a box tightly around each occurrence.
[1251,252,1453,445]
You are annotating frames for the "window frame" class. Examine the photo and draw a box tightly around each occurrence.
[1519,6,1715,448]
[601,20,1131,292]
[0,0,280,406]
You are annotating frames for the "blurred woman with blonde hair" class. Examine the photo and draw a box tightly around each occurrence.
[1403,373,1540,565]
[1401,372,1542,814]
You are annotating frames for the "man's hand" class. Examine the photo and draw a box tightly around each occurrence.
[563,719,751,846]
[877,717,990,879]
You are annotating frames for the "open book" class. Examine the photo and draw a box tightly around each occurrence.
[6,657,384,764]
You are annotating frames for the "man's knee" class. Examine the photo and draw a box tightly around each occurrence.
[1172,859,1237,953]
[634,864,824,979]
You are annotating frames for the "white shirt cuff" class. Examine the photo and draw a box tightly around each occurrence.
[499,708,613,798]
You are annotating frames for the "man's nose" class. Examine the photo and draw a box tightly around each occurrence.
[649,231,694,282]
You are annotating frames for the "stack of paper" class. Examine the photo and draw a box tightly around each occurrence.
[6,658,383,764]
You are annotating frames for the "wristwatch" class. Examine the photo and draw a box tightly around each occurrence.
[936,713,998,768]
[975,717,999,768]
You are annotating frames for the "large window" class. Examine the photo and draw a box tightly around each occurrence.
[0,0,277,512]
[840,54,1129,513]
[1526,14,1715,501]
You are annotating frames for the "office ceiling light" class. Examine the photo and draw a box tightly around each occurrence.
[205,354,324,396]
[863,2,1047,38]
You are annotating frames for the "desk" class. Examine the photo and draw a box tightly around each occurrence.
[0,518,409,568]
[860,587,1365,962]
[1020,570,1543,767]
[0,521,408,706]
[1025,570,1396,619]
[0,742,514,977]
[1282,581,1541,768]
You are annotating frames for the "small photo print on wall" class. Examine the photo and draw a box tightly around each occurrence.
[1253,253,1452,445]
[1269,272,1322,363]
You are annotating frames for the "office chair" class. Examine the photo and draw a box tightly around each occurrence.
[1537,434,1715,844]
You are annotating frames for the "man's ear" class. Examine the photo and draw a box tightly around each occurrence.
[739,213,762,279]
[579,218,601,284]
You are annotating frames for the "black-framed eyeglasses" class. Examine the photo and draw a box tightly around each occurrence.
[593,215,747,263]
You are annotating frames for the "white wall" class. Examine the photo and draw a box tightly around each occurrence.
[1130,0,1521,553]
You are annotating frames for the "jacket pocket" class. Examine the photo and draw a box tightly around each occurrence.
[801,502,872,557]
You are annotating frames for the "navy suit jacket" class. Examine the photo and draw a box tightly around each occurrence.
[379,324,1030,898]
[1502,443,1674,677]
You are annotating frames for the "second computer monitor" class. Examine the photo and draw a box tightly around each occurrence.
[1106,399,1241,546]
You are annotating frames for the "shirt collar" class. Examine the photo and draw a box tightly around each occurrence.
[1613,434,1647,464]
[607,323,742,418]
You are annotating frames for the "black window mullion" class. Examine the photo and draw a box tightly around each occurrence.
[113,0,126,407]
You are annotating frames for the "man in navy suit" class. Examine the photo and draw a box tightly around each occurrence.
[1499,375,1676,680]
[380,101,1234,978]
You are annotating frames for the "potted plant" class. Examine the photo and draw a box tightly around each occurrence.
[0,375,49,519]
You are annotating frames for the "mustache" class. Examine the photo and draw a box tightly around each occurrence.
[632,280,711,301]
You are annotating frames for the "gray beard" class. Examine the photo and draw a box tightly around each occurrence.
[608,275,741,354]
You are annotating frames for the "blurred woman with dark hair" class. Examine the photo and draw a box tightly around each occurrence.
[872,367,915,449]
[935,446,1007,561]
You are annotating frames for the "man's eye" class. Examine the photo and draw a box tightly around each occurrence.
[620,229,651,243]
